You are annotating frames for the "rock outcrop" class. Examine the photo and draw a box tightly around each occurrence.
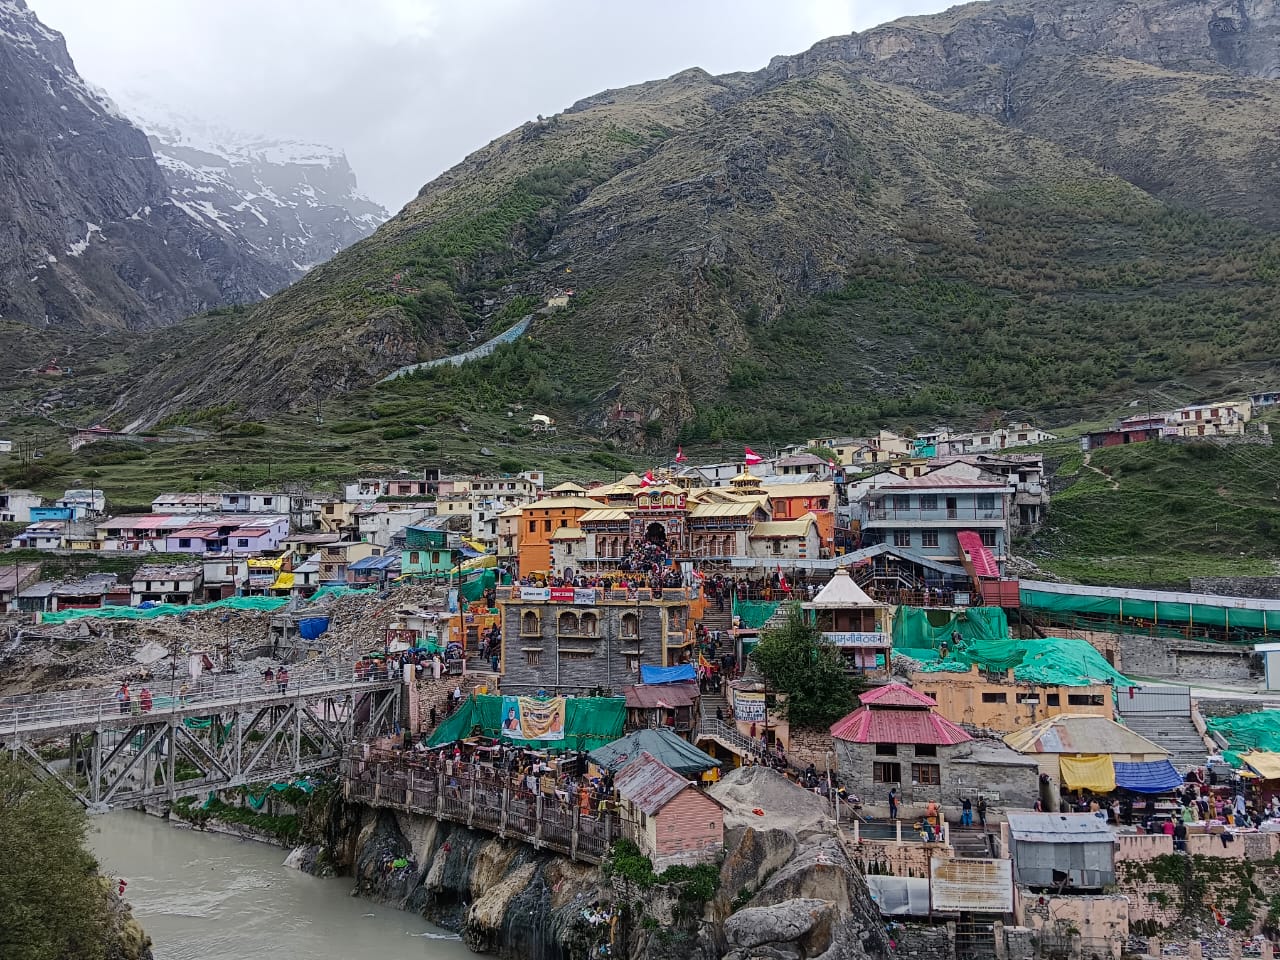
[0,0,289,328]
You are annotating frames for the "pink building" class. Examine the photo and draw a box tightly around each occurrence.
[613,751,724,870]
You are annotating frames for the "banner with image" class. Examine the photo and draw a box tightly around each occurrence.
[500,695,566,741]
[733,691,767,723]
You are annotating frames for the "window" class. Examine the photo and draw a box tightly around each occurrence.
[771,540,782,555]
[621,613,639,639]
[921,530,939,548]
[263,497,273,506]
[431,551,441,563]
[409,552,421,564]
[237,538,249,548]
[521,611,540,635]
[979,530,998,547]
[528,520,536,533]
[892,494,911,510]
[976,493,996,511]
[543,519,552,532]
[1046,694,1060,707]
[914,744,937,757]
[558,612,580,635]
[911,763,941,786]
[920,494,938,511]
[178,538,191,548]
[1068,694,1106,707]
[875,744,897,756]
[924,692,937,702]
[981,692,1007,704]
[893,530,911,547]
[873,762,901,784]
[524,650,541,667]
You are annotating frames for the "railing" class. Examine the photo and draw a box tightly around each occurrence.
[342,752,617,864]
[0,660,396,735]
[506,585,699,602]
[865,506,1006,522]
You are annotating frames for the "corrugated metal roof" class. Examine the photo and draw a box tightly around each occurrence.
[762,482,835,499]
[1007,813,1116,843]
[689,502,761,518]
[749,515,816,538]
[830,706,971,746]
[613,751,694,815]
[549,527,585,540]
[956,530,1000,578]
[578,508,631,523]
[624,681,700,709]
[1003,715,1168,757]
[859,683,937,707]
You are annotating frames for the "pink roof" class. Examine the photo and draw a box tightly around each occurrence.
[858,683,937,708]
[830,706,972,746]
[234,527,270,536]
[957,530,1000,578]
[172,526,221,537]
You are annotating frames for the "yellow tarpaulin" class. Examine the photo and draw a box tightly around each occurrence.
[270,572,295,590]
[1242,751,1280,781]
[1059,754,1116,792]
[249,556,285,571]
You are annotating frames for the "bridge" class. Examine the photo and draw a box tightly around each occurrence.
[0,663,401,809]
[343,748,617,864]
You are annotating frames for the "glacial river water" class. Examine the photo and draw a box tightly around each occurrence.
[89,812,469,960]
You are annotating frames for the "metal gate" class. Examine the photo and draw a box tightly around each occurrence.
[954,914,998,960]
[1116,684,1190,716]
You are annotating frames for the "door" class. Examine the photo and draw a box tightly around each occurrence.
[946,497,958,519]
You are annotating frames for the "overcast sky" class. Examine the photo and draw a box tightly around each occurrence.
[29,0,951,211]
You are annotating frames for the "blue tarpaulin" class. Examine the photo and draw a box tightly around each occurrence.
[1113,759,1184,794]
[639,664,697,685]
[297,617,331,640]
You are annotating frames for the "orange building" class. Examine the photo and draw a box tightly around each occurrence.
[764,481,836,556]
[516,495,604,575]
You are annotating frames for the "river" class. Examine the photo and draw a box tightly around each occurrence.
[89,812,469,960]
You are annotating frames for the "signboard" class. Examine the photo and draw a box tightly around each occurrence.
[573,588,597,606]
[733,691,767,723]
[823,631,888,648]
[519,586,551,601]
[550,587,575,603]
[500,695,566,741]
[929,857,1013,913]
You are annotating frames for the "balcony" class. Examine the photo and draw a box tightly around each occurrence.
[865,505,1006,522]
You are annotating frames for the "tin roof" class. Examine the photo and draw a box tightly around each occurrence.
[859,683,937,708]
[624,681,700,710]
[1003,715,1168,757]
[1007,813,1116,843]
[830,703,971,746]
[613,751,696,815]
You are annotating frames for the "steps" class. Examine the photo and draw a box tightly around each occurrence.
[1120,713,1207,771]
[948,826,995,859]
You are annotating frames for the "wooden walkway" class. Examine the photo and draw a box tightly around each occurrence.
[341,754,618,864]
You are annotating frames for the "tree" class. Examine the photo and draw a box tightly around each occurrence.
[750,604,860,727]
[0,758,110,960]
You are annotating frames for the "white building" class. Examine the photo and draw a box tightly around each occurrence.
[0,489,42,523]
[151,493,220,514]
[56,488,106,519]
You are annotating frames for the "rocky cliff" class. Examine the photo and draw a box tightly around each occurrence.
[301,788,889,960]
[111,0,1280,440]
[0,0,289,328]
[127,104,388,278]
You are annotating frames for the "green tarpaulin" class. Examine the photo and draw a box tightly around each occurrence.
[892,606,1009,652]
[1206,712,1280,757]
[311,584,374,601]
[588,728,718,778]
[460,569,497,603]
[908,636,1131,687]
[40,595,289,624]
[1021,589,1280,635]
[734,599,781,630]
[427,694,625,751]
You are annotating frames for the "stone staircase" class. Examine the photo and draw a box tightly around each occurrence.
[1120,712,1208,771]
[948,825,996,859]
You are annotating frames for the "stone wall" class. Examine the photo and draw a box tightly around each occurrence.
[1190,576,1280,599]
[846,835,948,878]
[784,725,839,770]
[890,921,954,960]
[833,740,1040,810]
[1114,634,1254,681]
[1020,894,1129,956]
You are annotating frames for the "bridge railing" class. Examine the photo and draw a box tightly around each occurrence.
[0,662,395,734]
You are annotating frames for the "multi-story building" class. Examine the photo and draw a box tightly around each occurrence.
[854,464,1013,571]
[930,454,1049,534]
[150,493,220,514]
[939,423,1056,456]
[0,489,41,523]
[515,494,605,575]
[219,491,289,514]
[130,563,204,606]
[1171,400,1253,437]
[55,489,106,519]
[497,585,696,695]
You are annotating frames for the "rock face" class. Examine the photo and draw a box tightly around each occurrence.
[0,0,289,328]
[128,103,388,278]
[113,0,1280,438]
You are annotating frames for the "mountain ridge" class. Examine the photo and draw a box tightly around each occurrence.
[83,0,1280,439]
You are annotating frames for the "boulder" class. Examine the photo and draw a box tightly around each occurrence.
[726,898,836,952]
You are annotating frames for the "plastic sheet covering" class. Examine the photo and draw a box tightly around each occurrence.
[639,664,696,685]
[297,617,330,640]
[908,636,1130,688]
[1113,759,1184,793]
[1059,754,1116,792]
[1021,588,1280,634]
[1207,712,1280,755]
[459,569,496,602]
[1241,752,1280,780]
[866,875,931,917]
[427,694,624,750]
[39,595,289,623]
[892,606,1010,654]
[311,585,374,601]
[734,600,781,630]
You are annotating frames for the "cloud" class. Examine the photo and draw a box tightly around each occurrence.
[28,0,950,210]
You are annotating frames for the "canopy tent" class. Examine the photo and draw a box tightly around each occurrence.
[426,694,624,751]
[640,664,696,685]
[1113,759,1184,794]
[588,727,718,778]
[1059,754,1116,792]
[1240,751,1280,781]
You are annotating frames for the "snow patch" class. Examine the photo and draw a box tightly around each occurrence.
[66,222,101,257]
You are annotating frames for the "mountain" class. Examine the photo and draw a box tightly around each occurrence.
[114,0,1280,437]
[125,103,388,278]
[0,0,288,329]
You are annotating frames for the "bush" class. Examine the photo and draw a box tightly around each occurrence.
[381,426,418,440]
[235,422,267,437]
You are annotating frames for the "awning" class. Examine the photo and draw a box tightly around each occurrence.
[1060,754,1116,792]
[1241,751,1280,781]
[640,664,697,685]
[1114,759,1184,794]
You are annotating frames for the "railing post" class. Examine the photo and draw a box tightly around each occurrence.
[500,783,509,837]
[896,819,902,843]
[467,772,476,828]
[436,767,445,819]
[571,802,580,861]
[535,791,544,845]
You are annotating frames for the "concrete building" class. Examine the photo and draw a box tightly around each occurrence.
[496,586,695,695]
[0,489,41,523]
[911,666,1113,733]
[55,488,106,519]
[150,493,220,514]
[0,563,42,611]
[219,491,289,514]
[830,684,1040,807]
[516,495,605,575]
[319,541,383,584]
[130,564,203,606]
[1171,400,1252,438]
[613,751,724,870]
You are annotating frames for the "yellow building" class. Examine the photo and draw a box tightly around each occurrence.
[912,666,1113,733]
